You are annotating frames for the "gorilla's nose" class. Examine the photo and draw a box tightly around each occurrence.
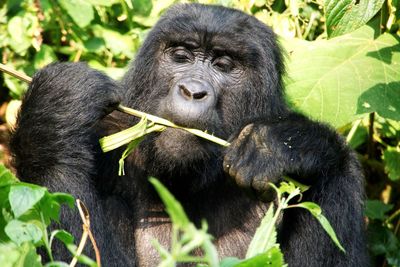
[167,78,216,124]
[177,79,212,101]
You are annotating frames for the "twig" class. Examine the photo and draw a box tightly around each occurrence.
[70,199,101,267]
[0,63,32,83]
[117,105,230,147]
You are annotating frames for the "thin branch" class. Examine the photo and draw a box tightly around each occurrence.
[0,63,32,83]
[70,199,101,267]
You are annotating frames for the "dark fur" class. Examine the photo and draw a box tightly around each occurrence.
[10,4,368,267]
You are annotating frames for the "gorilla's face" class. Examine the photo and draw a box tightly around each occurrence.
[154,37,245,161]
[124,4,285,184]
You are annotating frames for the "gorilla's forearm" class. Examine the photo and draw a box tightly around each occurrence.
[10,62,123,263]
[11,62,120,181]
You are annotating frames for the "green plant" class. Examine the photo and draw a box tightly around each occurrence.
[0,164,98,267]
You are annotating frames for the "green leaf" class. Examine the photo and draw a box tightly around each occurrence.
[9,184,46,218]
[238,247,284,266]
[284,26,400,128]
[92,25,136,58]
[365,200,394,220]
[132,0,153,16]
[149,178,189,228]
[50,230,74,249]
[100,117,148,152]
[45,262,70,267]
[0,164,19,187]
[220,257,243,267]
[5,220,42,245]
[84,37,105,53]
[383,146,400,181]
[7,15,32,55]
[357,83,400,121]
[59,0,94,28]
[368,223,399,256]
[0,242,21,267]
[293,202,345,252]
[246,204,277,258]
[86,0,118,6]
[66,243,98,267]
[0,242,42,267]
[325,0,385,38]
[51,192,75,209]
[4,75,27,99]
[34,44,57,69]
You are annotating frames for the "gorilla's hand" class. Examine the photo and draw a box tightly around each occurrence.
[223,123,287,201]
[27,62,121,123]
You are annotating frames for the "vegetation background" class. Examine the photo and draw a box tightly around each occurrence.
[0,0,399,266]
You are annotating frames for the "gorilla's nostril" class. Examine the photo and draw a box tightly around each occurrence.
[193,91,207,100]
[179,85,192,99]
[179,85,208,100]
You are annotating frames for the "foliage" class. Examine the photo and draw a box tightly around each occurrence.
[0,0,400,266]
[0,164,97,267]
[150,178,342,267]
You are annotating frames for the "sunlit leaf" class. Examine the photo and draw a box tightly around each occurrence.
[59,0,94,28]
[5,220,42,246]
[284,26,400,127]
[325,0,385,37]
[9,184,46,218]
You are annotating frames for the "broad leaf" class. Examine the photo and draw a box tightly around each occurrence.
[325,0,385,37]
[5,220,42,246]
[59,0,94,28]
[9,184,46,218]
[284,26,400,127]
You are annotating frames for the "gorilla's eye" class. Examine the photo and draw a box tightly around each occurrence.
[170,47,193,63]
[213,56,234,73]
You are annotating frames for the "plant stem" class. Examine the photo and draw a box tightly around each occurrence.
[0,63,32,83]
[117,105,230,147]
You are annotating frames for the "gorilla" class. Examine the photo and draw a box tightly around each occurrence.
[10,3,368,267]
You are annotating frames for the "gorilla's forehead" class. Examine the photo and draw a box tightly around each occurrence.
[155,4,265,59]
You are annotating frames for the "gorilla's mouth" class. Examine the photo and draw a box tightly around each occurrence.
[155,128,213,161]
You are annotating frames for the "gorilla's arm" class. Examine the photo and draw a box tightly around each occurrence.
[224,112,367,266]
[10,62,122,262]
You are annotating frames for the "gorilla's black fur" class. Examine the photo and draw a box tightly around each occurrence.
[10,4,368,267]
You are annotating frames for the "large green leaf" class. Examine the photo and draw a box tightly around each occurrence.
[5,220,42,246]
[283,26,400,127]
[9,184,46,218]
[325,0,385,38]
[59,0,94,28]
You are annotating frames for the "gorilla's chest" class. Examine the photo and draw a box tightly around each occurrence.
[133,200,268,267]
